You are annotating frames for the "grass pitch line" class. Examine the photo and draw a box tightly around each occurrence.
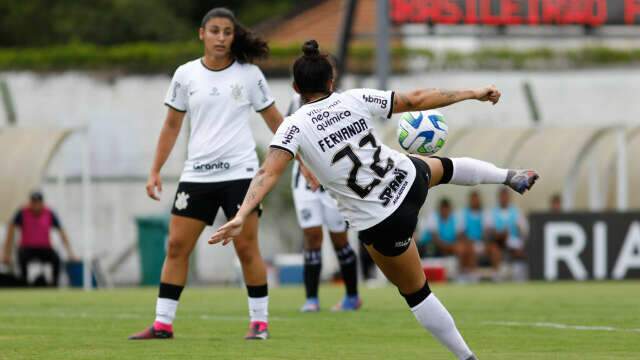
[484,321,640,333]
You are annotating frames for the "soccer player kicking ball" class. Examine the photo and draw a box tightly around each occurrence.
[210,40,538,359]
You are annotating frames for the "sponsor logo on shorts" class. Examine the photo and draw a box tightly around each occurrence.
[379,168,409,207]
[193,161,231,171]
[246,167,254,172]
[395,237,411,248]
[175,192,189,210]
[362,94,388,109]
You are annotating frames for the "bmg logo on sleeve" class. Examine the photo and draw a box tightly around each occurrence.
[282,125,300,145]
[362,94,388,109]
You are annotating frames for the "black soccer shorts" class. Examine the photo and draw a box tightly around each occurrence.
[358,156,430,257]
[171,179,261,225]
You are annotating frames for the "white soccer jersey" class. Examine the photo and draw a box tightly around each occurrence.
[287,93,347,231]
[270,89,417,230]
[164,59,275,183]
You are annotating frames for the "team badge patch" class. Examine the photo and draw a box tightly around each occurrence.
[301,209,312,221]
[230,84,244,101]
[175,192,190,210]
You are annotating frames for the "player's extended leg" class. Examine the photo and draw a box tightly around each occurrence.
[233,212,270,340]
[129,215,205,340]
[412,155,539,193]
[329,231,361,311]
[301,226,323,312]
[365,241,477,360]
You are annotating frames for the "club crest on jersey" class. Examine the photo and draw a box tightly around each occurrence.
[301,209,312,221]
[282,125,300,145]
[362,94,387,109]
[175,192,190,210]
[378,168,409,207]
[230,84,244,101]
[210,87,220,96]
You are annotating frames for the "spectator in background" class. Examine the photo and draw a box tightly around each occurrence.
[550,193,562,213]
[485,187,528,280]
[458,191,488,278]
[420,198,462,258]
[2,191,76,286]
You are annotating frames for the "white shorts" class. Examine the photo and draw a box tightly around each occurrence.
[292,162,347,232]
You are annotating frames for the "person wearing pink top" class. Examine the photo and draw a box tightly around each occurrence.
[2,191,77,286]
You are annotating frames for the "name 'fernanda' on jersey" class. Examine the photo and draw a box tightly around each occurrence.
[318,118,368,152]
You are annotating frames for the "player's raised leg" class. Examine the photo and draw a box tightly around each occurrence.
[365,241,476,360]
[233,212,270,340]
[416,155,539,193]
[129,215,205,340]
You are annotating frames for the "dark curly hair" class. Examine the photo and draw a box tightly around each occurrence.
[293,40,334,94]
[201,8,269,64]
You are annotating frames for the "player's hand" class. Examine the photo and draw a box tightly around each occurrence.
[475,85,501,105]
[299,161,321,191]
[145,172,163,201]
[209,216,245,246]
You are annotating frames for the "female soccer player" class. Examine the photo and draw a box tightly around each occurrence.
[129,8,284,340]
[210,40,538,358]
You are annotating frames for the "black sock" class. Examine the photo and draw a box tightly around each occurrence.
[400,280,431,308]
[303,248,322,299]
[158,282,184,301]
[335,243,358,297]
[246,284,268,298]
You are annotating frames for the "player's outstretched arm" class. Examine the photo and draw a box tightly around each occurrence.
[393,85,501,113]
[209,148,293,245]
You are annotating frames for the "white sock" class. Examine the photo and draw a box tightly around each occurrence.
[248,296,269,323]
[155,298,179,325]
[411,294,473,360]
[450,157,508,185]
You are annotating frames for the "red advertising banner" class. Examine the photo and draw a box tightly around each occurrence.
[390,0,640,26]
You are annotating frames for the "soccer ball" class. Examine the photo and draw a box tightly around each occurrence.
[397,110,448,155]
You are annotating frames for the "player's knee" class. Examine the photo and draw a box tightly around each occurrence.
[400,280,432,308]
[234,241,257,264]
[166,237,190,261]
[303,227,323,249]
[428,156,453,186]
[329,232,349,248]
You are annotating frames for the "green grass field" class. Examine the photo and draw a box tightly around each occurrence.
[0,282,638,359]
